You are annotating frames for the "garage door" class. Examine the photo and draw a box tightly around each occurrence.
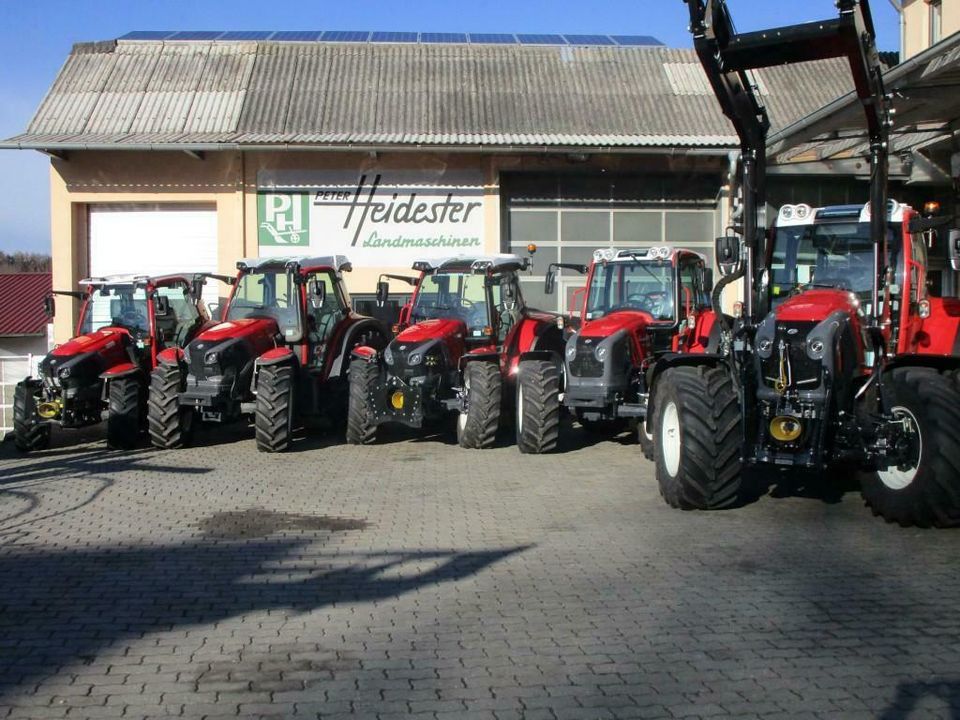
[88,203,220,312]
[502,173,721,315]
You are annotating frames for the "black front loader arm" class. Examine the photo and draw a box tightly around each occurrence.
[684,0,891,324]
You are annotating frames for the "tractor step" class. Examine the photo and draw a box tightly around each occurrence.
[615,403,646,418]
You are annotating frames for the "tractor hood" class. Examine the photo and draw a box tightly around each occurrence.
[42,328,132,385]
[773,288,861,324]
[579,310,653,339]
[395,318,467,344]
[192,317,279,344]
[51,327,130,358]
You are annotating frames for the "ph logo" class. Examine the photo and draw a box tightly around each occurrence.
[258,193,310,246]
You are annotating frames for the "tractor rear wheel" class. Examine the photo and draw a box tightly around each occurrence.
[13,380,50,453]
[255,363,295,453]
[147,364,194,449]
[861,367,960,528]
[653,365,743,509]
[516,359,560,454]
[457,361,502,449]
[346,358,379,445]
[107,376,143,450]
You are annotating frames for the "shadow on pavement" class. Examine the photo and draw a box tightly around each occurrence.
[0,526,529,700]
[878,679,960,718]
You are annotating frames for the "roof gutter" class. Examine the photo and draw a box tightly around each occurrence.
[0,140,738,157]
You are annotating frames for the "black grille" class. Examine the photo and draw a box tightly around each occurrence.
[569,338,603,378]
[761,322,822,390]
[186,345,208,380]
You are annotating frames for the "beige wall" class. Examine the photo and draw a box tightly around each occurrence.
[902,0,960,58]
[49,148,724,342]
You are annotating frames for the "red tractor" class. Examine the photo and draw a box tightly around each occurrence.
[516,246,720,454]
[148,255,388,452]
[346,254,569,449]
[13,273,215,451]
[652,0,960,526]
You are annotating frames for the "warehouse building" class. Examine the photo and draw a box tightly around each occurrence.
[3,31,870,341]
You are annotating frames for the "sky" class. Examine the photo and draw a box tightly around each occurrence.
[0,0,902,254]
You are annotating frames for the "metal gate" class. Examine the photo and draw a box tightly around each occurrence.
[0,355,39,441]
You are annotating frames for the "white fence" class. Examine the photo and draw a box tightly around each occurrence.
[0,355,40,441]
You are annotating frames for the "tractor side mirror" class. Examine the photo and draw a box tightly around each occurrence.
[715,235,741,277]
[310,280,326,309]
[43,295,55,318]
[544,268,556,295]
[950,229,960,272]
[376,280,389,307]
[155,294,171,316]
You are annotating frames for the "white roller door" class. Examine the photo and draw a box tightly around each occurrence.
[88,203,220,311]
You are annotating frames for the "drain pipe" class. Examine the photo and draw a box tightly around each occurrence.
[887,0,904,60]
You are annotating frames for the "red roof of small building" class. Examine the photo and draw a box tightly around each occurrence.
[0,273,52,336]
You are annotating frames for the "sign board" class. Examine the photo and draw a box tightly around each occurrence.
[257,170,485,266]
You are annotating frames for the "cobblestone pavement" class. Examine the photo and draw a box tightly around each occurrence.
[1,421,959,720]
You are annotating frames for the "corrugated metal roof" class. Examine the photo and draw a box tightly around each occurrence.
[4,39,854,151]
[0,273,51,336]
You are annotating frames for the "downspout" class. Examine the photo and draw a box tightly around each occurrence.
[888,0,905,60]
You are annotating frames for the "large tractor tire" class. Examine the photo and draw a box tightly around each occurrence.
[255,363,295,453]
[515,359,560,454]
[13,380,50,453]
[147,364,194,449]
[861,367,960,528]
[346,358,379,445]
[653,365,743,510]
[457,361,502,449]
[107,376,143,450]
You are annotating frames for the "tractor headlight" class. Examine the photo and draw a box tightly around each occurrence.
[566,344,577,361]
[384,346,394,366]
[807,339,825,359]
[204,351,219,366]
[408,352,423,367]
[594,345,608,362]
[759,339,773,353]
[59,367,72,379]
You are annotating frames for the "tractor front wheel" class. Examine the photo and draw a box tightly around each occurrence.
[862,367,960,528]
[457,361,502,449]
[516,359,560,454]
[653,366,743,509]
[255,363,295,453]
[13,380,50,453]
[147,364,194,449]
[107,376,144,450]
[346,358,379,445]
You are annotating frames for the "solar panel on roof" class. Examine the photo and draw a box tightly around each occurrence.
[468,33,517,44]
[421,32,468,43]
[564,34,615,46]
[611,35,663,46]
[271,31,323,41]
[219,30,275,40]
[321,30,371,42]
[119,31,177,40]
[517,34,567,45]
[168,31,225,40]
[371,31,418,43]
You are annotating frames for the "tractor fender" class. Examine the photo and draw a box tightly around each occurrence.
[458,349,499,372]
[645,352,726,423]
[350,346,379,363]
[99,362,141,381]
[330,318,389,377]
[256,347,296,368]
[518,349,558,364]
[157,347,185,367]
